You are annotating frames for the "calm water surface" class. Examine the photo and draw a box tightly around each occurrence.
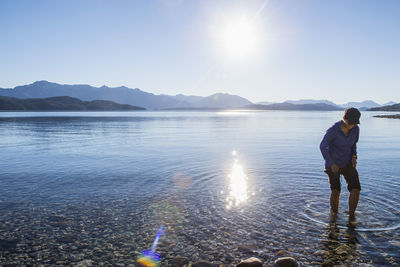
[0,111,399,266]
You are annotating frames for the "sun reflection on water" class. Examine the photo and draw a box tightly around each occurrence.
[225,152,249,210]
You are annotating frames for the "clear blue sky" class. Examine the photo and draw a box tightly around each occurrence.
[1,0,399,104]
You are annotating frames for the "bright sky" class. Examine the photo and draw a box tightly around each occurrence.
[1,0,399,104]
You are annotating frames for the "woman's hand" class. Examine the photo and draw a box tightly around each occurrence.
[331,163,339,173]
[352,157,357,168]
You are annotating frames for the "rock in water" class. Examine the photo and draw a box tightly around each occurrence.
[0,239,19,251]
[191,260,217,267]
[274,257,299,267]
[236,257,263,267]
[170,256,189,267]
[335,244,350,255]
[75,259,94,266]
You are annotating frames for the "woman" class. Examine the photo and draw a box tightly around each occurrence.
[320,107,361,222]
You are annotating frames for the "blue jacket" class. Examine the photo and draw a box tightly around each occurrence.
[320,121,359,168]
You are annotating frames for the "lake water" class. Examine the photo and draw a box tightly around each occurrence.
[0,111,399,266]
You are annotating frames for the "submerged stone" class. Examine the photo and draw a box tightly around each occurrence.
[191,260,217,267]
[75,259,94,266]
[335,244,350,255]
[274,257,299,267]
[0,239,19,251]
[236,257,263,267]
[238,244,258,253]
[170,256,189,267]
[274,250,292,258]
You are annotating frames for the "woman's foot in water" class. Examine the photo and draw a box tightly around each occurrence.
[347,212,357,227]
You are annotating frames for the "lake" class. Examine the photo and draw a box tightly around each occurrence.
[0,110,399,266]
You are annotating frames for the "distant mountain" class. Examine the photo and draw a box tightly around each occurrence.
[1,81,396,111]
[284,99,341,108]
[368,103,400,111]
[383,101,397,106]
[244,102,342,111]
[341,100,381,110]
[0,96,145,111]
[169,93,251,108]
[282,99,398,111]
[256,101,275,105]
[0,81,188,110]
[0,81,253,110]
[192,93,252,108]
[171,94,204,104]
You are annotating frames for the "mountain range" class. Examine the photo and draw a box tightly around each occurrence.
[0,96,145,111]
[281,99,397,110]
[244,103,342,111]
[0,81,251,110]
[0,81,397,111]
[368,103,400,111]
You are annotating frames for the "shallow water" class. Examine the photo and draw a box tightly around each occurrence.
[0,111,399,266]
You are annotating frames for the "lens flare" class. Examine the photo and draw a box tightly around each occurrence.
[172,172,192,189]
[137,226,163,267]
[137,250,160,267]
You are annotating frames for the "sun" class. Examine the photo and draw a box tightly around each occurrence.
[220,17,260,59]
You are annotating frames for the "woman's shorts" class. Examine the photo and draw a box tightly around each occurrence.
[324,163,361,192]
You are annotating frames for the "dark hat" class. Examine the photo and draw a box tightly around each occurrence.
[344,107,361,124]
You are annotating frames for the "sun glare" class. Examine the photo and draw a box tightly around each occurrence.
[226,161,248,209]
[220,17,260,59]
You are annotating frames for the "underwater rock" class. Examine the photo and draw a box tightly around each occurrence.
[170,256,189,267]
[274,250,292,258]
[236,257,263,267]
[77,242,90,249]
[249,231,264,240]
[335,244,350,255]
[0,239,19,251]
[191,260,218,267]
[320,261,334,267]
[238,244,258,253]
[313,250,329,257]
[75,259,94,266]
[274,257,299,267]
[57,234,75,244]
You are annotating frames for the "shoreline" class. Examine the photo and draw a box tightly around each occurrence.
[373,114,400,119]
